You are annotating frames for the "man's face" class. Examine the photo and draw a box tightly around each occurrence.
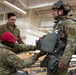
[52,9,63,20]
[7,42,15,48]
[8,16,16,26]
[2,41,15,48]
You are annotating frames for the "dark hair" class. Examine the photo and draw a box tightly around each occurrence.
[7,12,16,19]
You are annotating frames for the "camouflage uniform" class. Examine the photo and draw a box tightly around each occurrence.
[47,16,76,75]
[0,23,24,44]
[0,43,38,75]
[47,1,76,75]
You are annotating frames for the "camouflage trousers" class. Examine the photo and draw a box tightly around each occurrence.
[47,68,68,75]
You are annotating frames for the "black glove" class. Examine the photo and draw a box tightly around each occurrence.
[36,51,45,58]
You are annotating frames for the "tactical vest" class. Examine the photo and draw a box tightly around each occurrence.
[39,17,70,73]
[39,18,67,56]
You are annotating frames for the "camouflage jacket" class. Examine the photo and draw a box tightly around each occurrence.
[0,43,38,75]
[0,23,24,44]
[53,16,76,66]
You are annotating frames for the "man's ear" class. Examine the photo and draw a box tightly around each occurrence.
[61,9,64,13]
[59,9,64,15]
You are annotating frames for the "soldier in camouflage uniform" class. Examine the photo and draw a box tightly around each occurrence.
[47,0,76,75]
[0,32,43,75]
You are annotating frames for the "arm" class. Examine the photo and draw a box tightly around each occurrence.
[59,19,76,66]
[17,34,24,44]
[12,43,36,53]
[2,51,38,69]
[2,50,44,69]
[17,29,24,44]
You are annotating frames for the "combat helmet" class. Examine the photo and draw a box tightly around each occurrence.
[52,0,71,15]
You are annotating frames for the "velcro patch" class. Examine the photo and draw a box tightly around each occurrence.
[68,27,75,36]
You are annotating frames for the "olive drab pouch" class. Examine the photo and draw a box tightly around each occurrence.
[47,55,58,73]
[40,54,58,73]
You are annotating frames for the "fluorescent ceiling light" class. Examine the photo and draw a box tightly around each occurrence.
[1,0,26,15]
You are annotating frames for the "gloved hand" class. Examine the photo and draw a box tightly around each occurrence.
[36,51,45,58]
[58,61,66,69]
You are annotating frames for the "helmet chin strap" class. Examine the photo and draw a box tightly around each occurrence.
[56,9,64,20]
[55,9,60,20]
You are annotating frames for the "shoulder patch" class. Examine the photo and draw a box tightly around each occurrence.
[68,27,75,36]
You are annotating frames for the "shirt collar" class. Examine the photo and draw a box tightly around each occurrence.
[6,22,17,28]
[54,16,67,23]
